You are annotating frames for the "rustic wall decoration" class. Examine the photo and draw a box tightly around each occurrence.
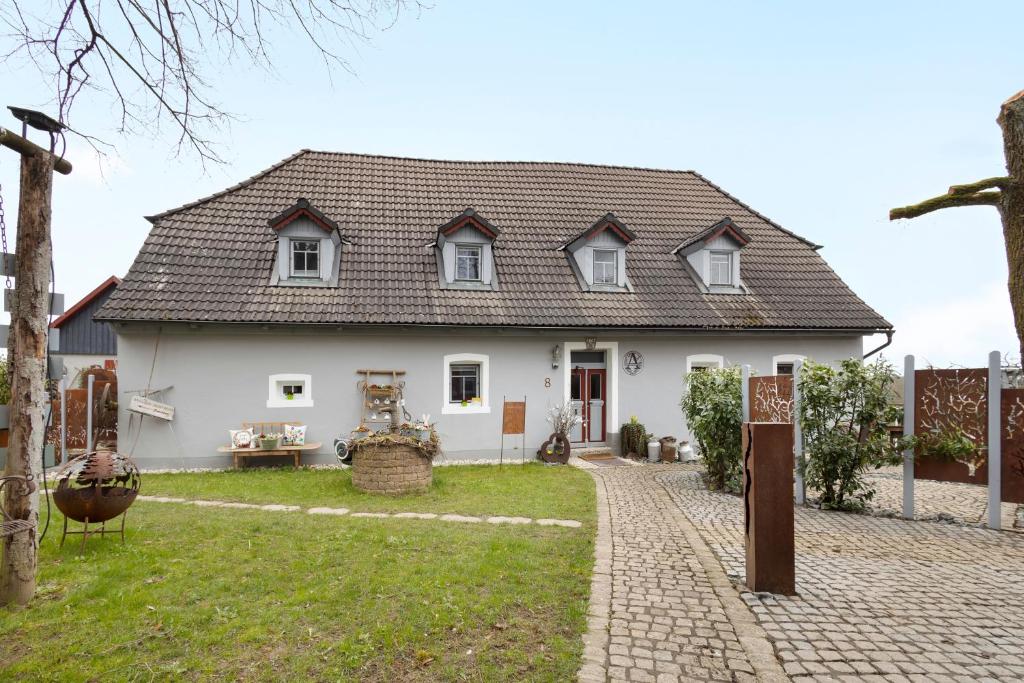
[622,350,644,376]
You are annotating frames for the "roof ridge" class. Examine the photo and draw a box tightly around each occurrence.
[686,170,823,250]
[301,149,701,175]
[145,149,313,223]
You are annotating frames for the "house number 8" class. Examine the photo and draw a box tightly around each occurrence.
[544,378,551,388]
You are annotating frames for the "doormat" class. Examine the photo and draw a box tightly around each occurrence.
[579,451,616,462]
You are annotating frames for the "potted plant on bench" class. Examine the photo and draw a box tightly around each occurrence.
[258,432,282,449]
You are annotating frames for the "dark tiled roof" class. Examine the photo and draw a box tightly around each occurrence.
[98,151,890,331]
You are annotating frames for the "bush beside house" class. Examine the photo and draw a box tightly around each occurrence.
[681,367,743,492]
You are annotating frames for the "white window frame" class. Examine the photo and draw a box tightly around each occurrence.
[709,251,732,286]
[685,353,725,374]
[290,239,321,279]
[442,353,490,414]
[267,373,314,408]
[454,244,483,282]
[593,249,618,285]
[772,354,806,376]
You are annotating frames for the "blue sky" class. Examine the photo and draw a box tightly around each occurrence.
[1,1,1021,367]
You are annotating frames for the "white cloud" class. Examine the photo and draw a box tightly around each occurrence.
[874,280,1018,368]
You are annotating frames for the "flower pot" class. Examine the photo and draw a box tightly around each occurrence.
[259,437,281,450]
[416,429,430,442]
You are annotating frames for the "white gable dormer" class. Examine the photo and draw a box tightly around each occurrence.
[268,198,344,287]
[434,208,499,290]
[561,213,636,292]
[673,217,750,294]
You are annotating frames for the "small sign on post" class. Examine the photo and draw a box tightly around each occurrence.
[128,395,175,421]
[743,421,795,595]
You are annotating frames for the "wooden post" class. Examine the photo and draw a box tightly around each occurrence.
[1,149,54,606]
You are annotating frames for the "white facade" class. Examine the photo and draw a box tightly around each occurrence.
[116,325,862,469]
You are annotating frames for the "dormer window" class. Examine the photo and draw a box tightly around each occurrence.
[594,249,617,285]
[434,208,500,291]
[709,251,732,286]
[673,217,750,294]
[561,213,636,292]
[268,198,345,287]
[455,245,482,281]
[291,239,321,278]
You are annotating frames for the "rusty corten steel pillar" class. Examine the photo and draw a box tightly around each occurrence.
[742,421,795,595]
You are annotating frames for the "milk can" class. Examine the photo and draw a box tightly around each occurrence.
[647,437,661,462]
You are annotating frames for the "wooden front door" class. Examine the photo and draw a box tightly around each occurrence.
[571,367,607,443]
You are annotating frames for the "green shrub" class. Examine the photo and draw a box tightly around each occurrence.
[680,367,743,492]
[798,358,904,510]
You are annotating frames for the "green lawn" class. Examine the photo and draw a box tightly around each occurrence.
[136,463,593,520]
[1,465,596,681]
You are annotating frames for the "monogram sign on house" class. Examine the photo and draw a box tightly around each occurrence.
[622,350,644,376]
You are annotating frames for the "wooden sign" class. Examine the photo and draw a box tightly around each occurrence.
[129,395,175,421]
[502,401,526,435]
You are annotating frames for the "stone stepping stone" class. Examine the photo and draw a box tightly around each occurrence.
[439,514,482,523]
[138,496,187,503]
[486,516,532,525]
[393,512,438,519]
[536,518,582,528]
[307,507,350,516]
[260,504,300,512]
[350,512,391,518]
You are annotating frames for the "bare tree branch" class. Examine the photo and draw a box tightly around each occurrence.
[889,189,1002,220]
[948,177,1013,195]
[0,0,426,165]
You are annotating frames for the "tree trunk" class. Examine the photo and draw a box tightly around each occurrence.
[999,91,1024,361]
[0,151,53,607]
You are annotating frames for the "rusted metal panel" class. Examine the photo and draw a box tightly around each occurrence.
[742,422,795,595]
[502,401,526,435]
[914,368,989,487]
[999,388,1024,504]
[749,375,794,423]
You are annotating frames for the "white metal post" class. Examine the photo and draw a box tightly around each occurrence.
[86,373,95,452]
[793,359,805,505]
[903,355,915,520]
[59,378,67,464]
[988,350,1002,531]
[741,364,751,423]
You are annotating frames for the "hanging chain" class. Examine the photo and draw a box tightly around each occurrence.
[0,176,9,288]
[0,179,9,289]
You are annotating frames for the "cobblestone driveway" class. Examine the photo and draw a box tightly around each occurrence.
[579,463,786,682]
[660,466,1024,682]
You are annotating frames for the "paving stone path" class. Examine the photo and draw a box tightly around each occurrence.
[136,495,582,527]
[659,465,1024,682]
[576,462,786,683]
[865,467,1022,531]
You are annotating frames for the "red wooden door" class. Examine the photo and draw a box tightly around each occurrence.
[570,367,607,443]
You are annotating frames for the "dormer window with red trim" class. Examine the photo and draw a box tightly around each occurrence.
[560,213,636,292]
[434,208,500,290]
[672,217,750,293]
[268,198,345,287]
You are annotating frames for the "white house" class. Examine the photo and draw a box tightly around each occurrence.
[98,151,890,468]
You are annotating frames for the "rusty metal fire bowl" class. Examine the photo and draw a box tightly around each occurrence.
[53,451,140,550]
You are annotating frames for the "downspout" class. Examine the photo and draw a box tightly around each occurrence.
[863,330,894,360]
